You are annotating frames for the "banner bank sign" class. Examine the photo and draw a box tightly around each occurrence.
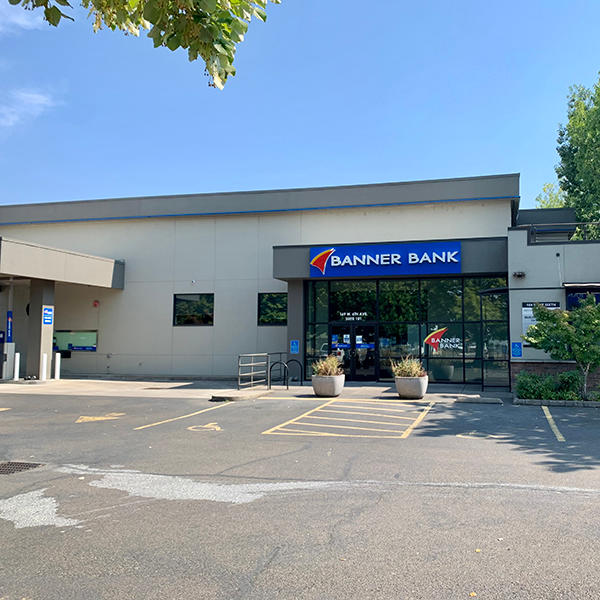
[309,241,461,278]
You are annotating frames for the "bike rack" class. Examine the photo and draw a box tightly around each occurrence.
[269,361,289,390]
[286,359,303,386]
[268,359,304,390]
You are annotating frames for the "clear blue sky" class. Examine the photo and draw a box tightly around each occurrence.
[1,0,600,208]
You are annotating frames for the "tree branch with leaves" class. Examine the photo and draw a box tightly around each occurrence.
[523,296,600,399]
[9,0,281,89]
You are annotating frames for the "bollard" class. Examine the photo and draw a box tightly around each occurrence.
[13,352,20,381]
[41,353,47,382]
[54,352,61,380]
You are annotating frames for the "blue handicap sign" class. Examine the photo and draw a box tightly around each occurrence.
[42,306,54,326]
[290,339,300,355]
[511,342,522,358]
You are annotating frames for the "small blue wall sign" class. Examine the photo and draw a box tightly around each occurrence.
[42,306,54,326]
[511,342,523,358]
[6,310,12,343]
[290,339,300,355]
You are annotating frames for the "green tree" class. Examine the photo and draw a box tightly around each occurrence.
[535,182,566,209]
[10,0,281,89]
[523,296,600,399]
[556,76,600,222]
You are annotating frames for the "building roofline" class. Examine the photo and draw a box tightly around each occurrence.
[1,173,521,209]
[0,173,520,226]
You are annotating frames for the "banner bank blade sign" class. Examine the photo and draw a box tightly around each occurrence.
[309,241,461,278]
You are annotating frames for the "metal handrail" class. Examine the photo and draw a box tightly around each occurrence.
[238,353,271,390]
[521,222,600,243]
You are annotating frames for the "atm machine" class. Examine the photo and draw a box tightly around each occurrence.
[0,331,15,379]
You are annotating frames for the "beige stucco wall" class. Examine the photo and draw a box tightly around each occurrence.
[508,228,600,362]
[0,198,511,377]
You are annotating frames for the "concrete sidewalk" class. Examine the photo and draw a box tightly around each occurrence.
[0,377,513,402]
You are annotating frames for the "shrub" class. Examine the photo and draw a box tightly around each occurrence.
[515,372,555,400]
[516,370,587,401]
[556,370,583,394]
[312,355,344,376]
[390,356,426,378]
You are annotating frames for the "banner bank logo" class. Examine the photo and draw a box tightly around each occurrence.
[309,241,461,278]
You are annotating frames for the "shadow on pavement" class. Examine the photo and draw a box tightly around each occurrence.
[417,402,600,473]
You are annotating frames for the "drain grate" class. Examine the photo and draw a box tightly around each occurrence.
[0,461,43,475]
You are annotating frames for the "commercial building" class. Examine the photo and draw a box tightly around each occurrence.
[0,173,597,388]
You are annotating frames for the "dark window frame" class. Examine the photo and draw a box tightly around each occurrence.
[257,292,288,326]
[173,293,214,327]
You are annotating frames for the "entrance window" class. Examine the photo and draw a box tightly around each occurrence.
[330,281,376,322]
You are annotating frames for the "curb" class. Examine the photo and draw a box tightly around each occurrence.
[211,389,272,402]
[454,397,503,405]
[514,397,600,407]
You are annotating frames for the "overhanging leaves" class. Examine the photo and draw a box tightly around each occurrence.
[13,0,281,89]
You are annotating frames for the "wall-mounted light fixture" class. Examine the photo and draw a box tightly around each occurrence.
[512,271,526,279]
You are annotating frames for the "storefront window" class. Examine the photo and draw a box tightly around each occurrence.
[305,323,328,357]
[483,322,509,360]
[378,323,420,378]
[421,279,462,321]
[379,280,420,322]
[464,323,482,358]
[307,280,328,323]
[422,323,463,358]
[427,359,463,383]
[305,277,509,386]
[463,277,507,320]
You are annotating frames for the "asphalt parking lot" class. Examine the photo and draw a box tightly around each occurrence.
[2,384,600,599]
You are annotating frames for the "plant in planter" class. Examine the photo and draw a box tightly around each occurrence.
[391,356,428,399]
[312,355,345,397]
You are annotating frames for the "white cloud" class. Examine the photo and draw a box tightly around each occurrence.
[0,89,56,128]
[0,3,44,34]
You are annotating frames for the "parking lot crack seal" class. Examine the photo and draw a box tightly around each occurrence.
[55,464,350,504]
[0,488,79,529]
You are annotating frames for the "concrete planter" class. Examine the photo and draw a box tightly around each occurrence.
[312,374,345,397]
[395,375,428,399]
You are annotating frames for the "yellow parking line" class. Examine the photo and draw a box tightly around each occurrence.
[274,427,405,439]
[134,404,227,431]
[331,404,421,414]
[400,401,435,439]
[285,422,405,433]
[258,397,325,401]
[305,415,408,427]
[318,409,415,420]
[541,406,566,442]
[0,408,11,412]
[261,398,338,435]
[329,398,429,406]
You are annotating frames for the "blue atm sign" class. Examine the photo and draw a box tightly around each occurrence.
[309,241,461,278]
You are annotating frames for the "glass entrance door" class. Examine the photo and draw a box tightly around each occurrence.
[330,323,377,381]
